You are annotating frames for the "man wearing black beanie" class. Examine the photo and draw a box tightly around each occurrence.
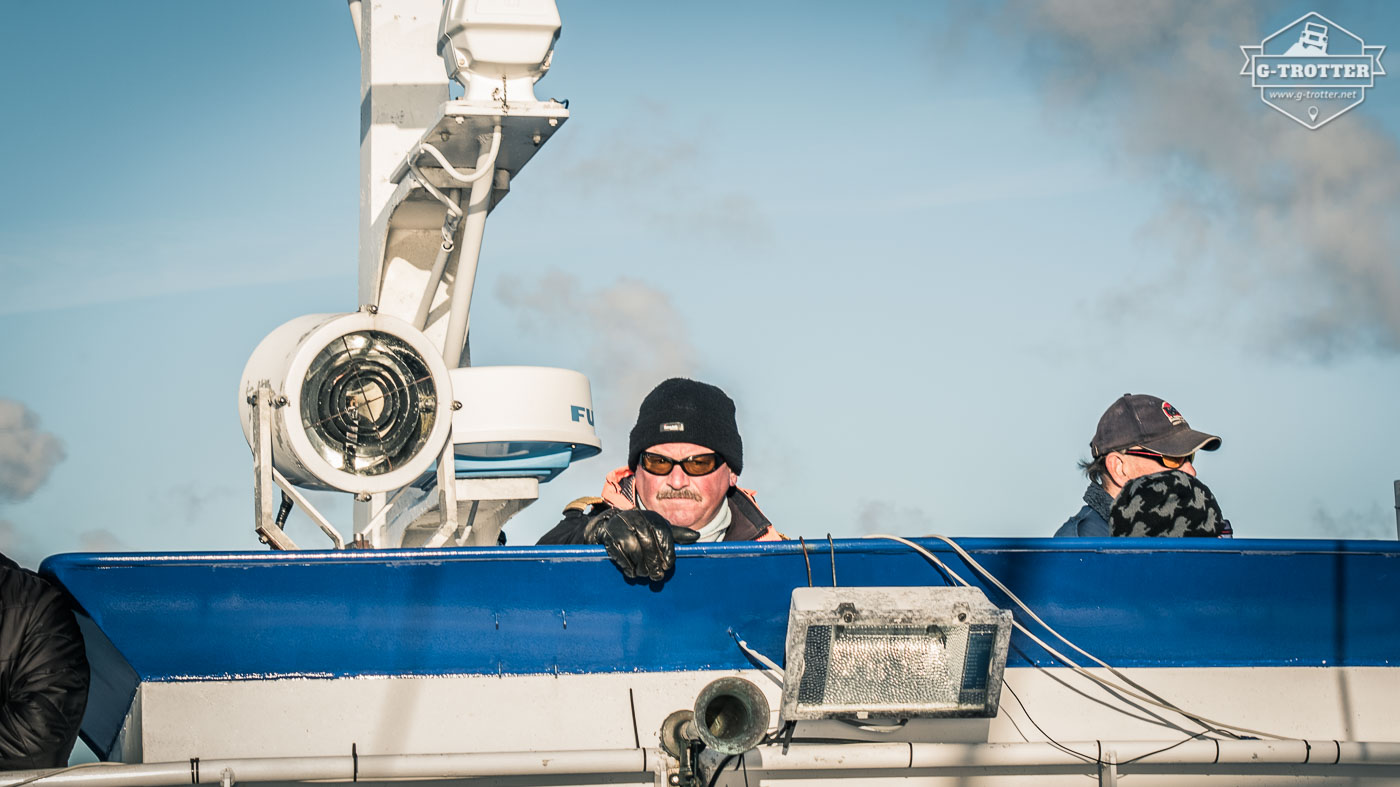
[538,378,779,581]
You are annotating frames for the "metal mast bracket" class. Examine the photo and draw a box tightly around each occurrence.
[251,381,298,551]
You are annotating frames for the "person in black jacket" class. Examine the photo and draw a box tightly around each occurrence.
[0,553,89,770]
[539,378,779,581]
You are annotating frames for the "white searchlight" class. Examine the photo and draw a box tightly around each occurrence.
[438,0,561,104]
[239,311,454,497]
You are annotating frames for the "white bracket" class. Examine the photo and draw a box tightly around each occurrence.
[250,380,347,551]
[1098,749,1118,786]
[250,381,297,551]
[425,443,461,548]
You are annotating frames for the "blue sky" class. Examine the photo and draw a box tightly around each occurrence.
[2,1,1399,566]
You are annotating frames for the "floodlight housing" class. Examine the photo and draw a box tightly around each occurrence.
[239,312,453,495]
[780,586,1012,721]
[438,0,561,104]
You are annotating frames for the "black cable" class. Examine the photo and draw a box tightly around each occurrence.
[1008,643,1180,732]
[1009,640,1238,741]
[1119,730,1210,765]
[768,736,894,745]
[1002,708,1033,743]
[705,754,736,787]
[763,734,932,746]
[904,540,959,586]
[1007,670,1221,770]
[901,535,1258,741]
[1003,680,1097,764]
[628,689,641,749]
[826,533,837,586]
[275,491,293,529]
[798,537,813,586]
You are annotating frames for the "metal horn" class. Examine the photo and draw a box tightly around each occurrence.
[693,677,770,755]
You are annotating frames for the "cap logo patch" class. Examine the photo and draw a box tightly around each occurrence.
[1161,402,1186,426]
[661,421,685,432]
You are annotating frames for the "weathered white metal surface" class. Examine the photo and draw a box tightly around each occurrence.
[357,0,449,306]
[701,741,1400,786]
[129,670,766,762]
[8,742,1400,787]
[111,666,1400,770]
[352,0,450,538]
[371,97,568,357]
[349,0,574,543]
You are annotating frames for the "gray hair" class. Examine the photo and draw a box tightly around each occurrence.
[1078,455,1108,487]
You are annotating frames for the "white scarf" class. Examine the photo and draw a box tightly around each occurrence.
[694,497,732,543]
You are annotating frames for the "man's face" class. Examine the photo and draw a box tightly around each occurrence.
[1108,448,1197,494]
[633,441,738,530]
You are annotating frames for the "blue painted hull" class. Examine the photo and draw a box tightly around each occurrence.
[41,538,1400,679]
[39,538,1400,762]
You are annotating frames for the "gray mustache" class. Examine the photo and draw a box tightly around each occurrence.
[655,488,702,501]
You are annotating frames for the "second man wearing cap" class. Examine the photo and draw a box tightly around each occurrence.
[1055,393,1222,537]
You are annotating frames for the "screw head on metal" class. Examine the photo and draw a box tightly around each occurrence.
[355,493,371,503]
[451,400,463,411]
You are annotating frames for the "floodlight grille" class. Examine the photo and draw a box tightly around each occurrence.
[781,587,1012,721]
[300,330,439,478]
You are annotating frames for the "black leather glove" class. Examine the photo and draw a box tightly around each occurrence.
[582,509,701,581]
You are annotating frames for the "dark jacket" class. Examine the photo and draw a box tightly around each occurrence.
[538,467,779,544]
[1053,483,1113,538]
[0,554,89,770]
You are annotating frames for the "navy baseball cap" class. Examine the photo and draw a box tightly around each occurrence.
[1091,394,1222,458]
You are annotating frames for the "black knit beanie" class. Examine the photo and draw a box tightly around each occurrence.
[628,378,743,474]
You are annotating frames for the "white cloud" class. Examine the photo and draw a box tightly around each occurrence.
[988,0,1400,357]
[855,499,937,537]
[0,519,43,569]
[78,528,127,552]
[555,109,773,249]
[1311,503,1392,540]
[0,399,65,502]
[495,271,701,458]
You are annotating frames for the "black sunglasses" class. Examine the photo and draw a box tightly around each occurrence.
[1122,449,1195,469]
[639,452,722,477]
